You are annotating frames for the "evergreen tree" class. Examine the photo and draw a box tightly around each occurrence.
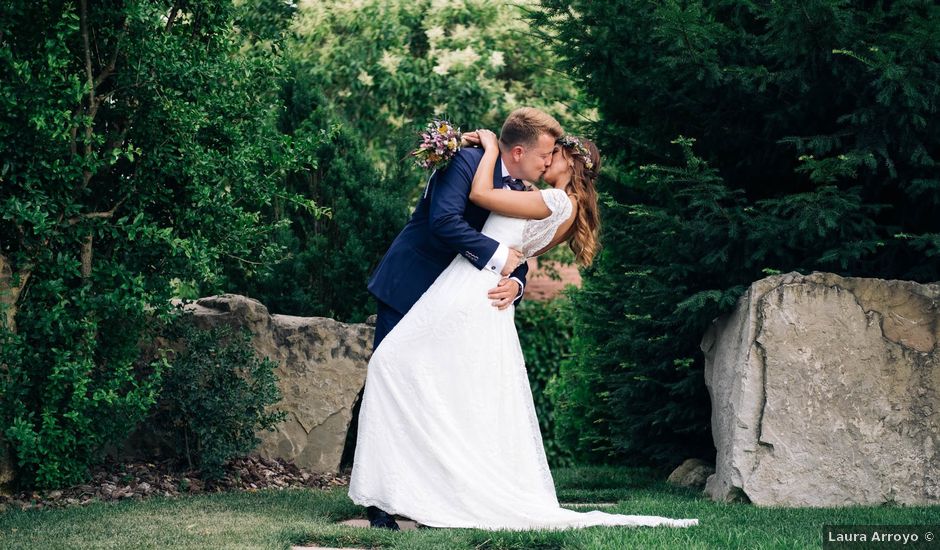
[535,1,940,466]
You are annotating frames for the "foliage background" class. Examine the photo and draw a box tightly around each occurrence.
[226,0,587,323]
[7,0,937,490]
[0,0,322,488]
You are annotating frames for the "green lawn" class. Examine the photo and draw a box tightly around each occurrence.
[0,466,935,549]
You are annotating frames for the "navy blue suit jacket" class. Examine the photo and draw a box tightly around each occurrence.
[368,147,529,315]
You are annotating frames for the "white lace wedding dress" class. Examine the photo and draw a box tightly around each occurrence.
[348,188,699,530]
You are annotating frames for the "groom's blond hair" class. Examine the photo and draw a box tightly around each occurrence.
[499,107,563,148]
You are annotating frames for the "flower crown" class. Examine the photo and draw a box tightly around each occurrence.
[556,135,594,170]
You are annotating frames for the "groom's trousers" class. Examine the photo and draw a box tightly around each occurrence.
[343,299,405,470]
[373,299,405,350]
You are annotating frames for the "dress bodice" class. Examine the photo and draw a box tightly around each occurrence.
[481,188,573,259]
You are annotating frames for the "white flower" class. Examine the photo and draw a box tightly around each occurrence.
[429,0,451,13]
[378,50,402,75]
[453,46,480,67]
[581,107,600,122]
[551,100,569,114]
[489,50,505,69]
[357,69,374,86]
[451,24,473,41]
[432,46,480,75]
[433,54,453,75]
[435,46,481,75]
[425,26,445,45]
[387,113,409,129]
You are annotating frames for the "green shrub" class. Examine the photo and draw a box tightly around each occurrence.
[223,95,412,322]
[546,309,612,466]
[0,286,166,490]
[147,315,287,481]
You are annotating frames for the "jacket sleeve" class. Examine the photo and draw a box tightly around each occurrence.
[509,261,529,306]
[428,151,500,270]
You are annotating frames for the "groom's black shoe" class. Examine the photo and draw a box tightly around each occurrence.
[367,506,400,530]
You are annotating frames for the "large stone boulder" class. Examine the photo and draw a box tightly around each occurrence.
[163,294,373,474]
[701,272,940,507]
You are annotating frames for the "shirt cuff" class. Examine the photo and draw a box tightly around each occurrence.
[485,243,509,274]
[509,277,525,300]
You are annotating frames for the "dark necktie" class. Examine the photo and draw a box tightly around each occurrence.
[501,175,526,191]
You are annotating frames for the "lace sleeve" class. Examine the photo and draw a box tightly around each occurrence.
[541,188,572,220]
[521,188,573,258]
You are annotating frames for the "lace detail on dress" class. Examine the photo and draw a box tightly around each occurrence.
[520,188,572,258]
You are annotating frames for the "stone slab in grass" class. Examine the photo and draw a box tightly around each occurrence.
[338,518,421,530]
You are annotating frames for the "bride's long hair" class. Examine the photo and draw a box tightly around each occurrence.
[561,138,601,266]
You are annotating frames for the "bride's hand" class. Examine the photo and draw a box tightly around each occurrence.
[460,131,479,147]
[476,129,498,151]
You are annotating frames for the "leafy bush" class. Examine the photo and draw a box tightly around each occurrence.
[223,93,412,322]
[0,288,166,489]
[0,1,321,489]
[146,316,287,481]
[535,1,940,465]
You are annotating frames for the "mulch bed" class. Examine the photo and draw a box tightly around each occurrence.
[0,455,350,511]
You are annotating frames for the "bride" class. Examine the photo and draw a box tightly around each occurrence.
[348,128,700,531]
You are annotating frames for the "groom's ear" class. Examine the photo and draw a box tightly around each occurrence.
[510,145,525,162]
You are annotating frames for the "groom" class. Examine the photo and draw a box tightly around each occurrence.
[362,107,563,529]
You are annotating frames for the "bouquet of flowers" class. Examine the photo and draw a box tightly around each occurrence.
[412,119,462,171]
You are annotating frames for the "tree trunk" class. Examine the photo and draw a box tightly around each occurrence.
[0,253,27,334]
[81,234,93,278]
[0,256,15,493]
